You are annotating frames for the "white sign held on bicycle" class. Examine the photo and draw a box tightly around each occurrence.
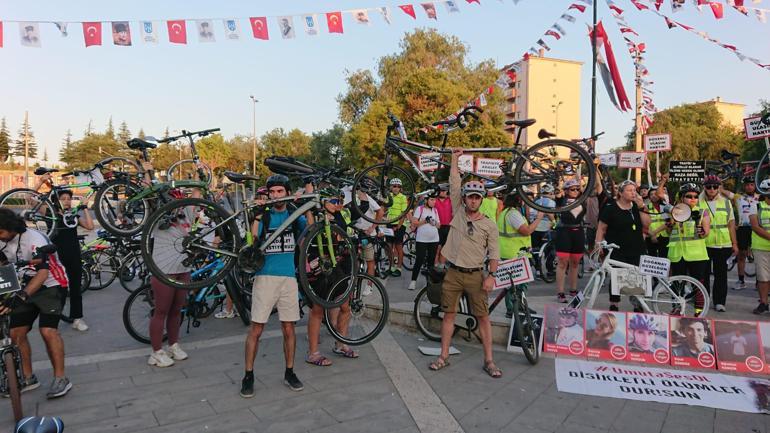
[494,257,534,290]
[609,267,652,297]
[417,152,441,172]
[457,154,474,173]
[598,153,617,167]
[643,133,672,152]
[639,255,671,279]
[476,158,504,177]
[617,152,646,169]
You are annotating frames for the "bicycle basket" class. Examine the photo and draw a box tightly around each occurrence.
[426,267,446,305]
[74,167,105,186]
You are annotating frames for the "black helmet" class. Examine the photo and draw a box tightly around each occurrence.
[265,174,290,191]
[742,176,755,185]
[680,183,700,194]
[15,417,64,433]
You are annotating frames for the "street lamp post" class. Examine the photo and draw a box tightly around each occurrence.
[249,95,258,176]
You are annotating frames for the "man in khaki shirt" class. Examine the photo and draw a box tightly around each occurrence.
[429,148,502,378]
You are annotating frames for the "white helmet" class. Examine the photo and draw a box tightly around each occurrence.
[541,184,555,194]
[389,178,402,186]
[760,179,770,196]
[461,180,486,197]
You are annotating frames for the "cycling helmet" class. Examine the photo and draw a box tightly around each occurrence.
[461,180,486,197]
[541,184,555,194]
[256,186,268,196]
[703,174,721,186]
[680,183,700,194]
[760,179,770,196]
[438,183,449,192]
[558,307,579,318]
[320,186,344,201]
[563,179,580,190]
[265,174,290,191]
[628,314,658,331]
[389,178,403,186]
[15,417,64,433]
[743,176,756,185]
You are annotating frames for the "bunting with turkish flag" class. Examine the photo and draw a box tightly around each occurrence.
[167,20,187,44]
[326,12,343,33]
[399,5,417,19]
[250,17,269,40]
[545,29,562,39]
[590,21,632,111]
[569,3,587,12]
[0,22,3,48]
[710,2,725,19]
[82,22,102,47]
[466,0,480,4]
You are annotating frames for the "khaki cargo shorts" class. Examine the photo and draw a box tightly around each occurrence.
[440,267,488,317]
[251,275,301,323]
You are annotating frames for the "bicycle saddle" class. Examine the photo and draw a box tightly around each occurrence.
[504,118,537,129]
[15,416,64,433]
[223,171,259,184]
[720,149,740,160]
[126,137,158,150]
[33,167,59,176]
[538,128,557,139]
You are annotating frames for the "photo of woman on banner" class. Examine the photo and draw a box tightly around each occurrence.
[585,310,625,350]
[671,317,715,359]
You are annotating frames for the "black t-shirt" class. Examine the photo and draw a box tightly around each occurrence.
[556,197,586,227]
[599,201,646,261]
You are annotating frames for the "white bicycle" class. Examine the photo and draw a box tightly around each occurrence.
[577,242,710,317]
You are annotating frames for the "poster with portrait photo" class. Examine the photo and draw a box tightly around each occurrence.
[714,320,764,373]
[626,313,669,365]
[277,16,295,39]
[585,310,627,361]
[112,21,132,46]
[759,322,770,374]
[543,304,585,356]
[197,20,215,42]
[670,316,717,370]
[19,22,41,48]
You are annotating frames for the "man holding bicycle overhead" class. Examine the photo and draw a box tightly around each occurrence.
[429,148,501,379]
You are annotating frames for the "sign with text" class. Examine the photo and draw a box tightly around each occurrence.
[644,133,672,152]
[0,264,21,295]
[458,154,474,173]
[417,152,441,172]
[493,257,535,289]
[639,255,671,278]
[475,158,504,177]
[598,153,617,167]
[744,116,770,140]
[618,152,646,169]
[668,160,706,183]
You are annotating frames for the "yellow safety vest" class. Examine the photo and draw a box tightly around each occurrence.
[668,203,709,262]
[480,197,498,221]
[701,198,732,248]
[497,208,531,259]
[647,202,669,239]
[752,201,770,252]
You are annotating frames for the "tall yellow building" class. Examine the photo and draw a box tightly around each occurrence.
[503,51,583,146]
[700,97,745,131]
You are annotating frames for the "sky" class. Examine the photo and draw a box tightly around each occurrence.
[1,0,769,164]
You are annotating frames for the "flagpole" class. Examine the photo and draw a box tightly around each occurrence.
[591,0,598,140]
[634,50,643,185]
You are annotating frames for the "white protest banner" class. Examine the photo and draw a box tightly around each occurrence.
[639,255,671,278]
[417,152,441,172]
[476,158,504,177]
[457,154,474,173]
[610,267,652,296]
[644,133,672,152]
[598,153,617,167]
[618,152,646,169]
[493,257,534,290]
[744,116,770,140]
[378,227,394,237]
[555,358,770,414]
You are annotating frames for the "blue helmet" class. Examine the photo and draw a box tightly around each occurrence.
[629,314,658,331]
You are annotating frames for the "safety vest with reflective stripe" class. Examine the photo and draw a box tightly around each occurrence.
[647,202,669,239]
[668,204,709,262]
[701,198,733,248]
[752,201,770,252]
[497,208,531,259]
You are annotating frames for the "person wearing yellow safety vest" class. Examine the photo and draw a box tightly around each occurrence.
[749,179,770,315]
[385,178,409,277]
[479,182,502,221]
[645,179,672,258]
[497,193,545,318]
[700,175,738,313]
[662,182,711,313]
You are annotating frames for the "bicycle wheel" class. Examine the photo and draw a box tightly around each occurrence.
[86,249,120,290]
[225,272,251,326]
[80,265,91,294]
[297,222,358,309]
[119,252,148,293]
[539,243,556,283]
[167,159,213,186]
[324,274,389,346]
[402,235,416,271]
[755,150,770,194]
[746,251,757,278]
[351,164,417,224]
[141,197,240,290]
[2,350,23,422]
[726,254,736,271]
[413,286,443,342]
[0,188,57,237]
[512,290,539,365]
[650,275,710,317]
[123,285,166,344]
[94,179,149,237]
[514,139,595,213]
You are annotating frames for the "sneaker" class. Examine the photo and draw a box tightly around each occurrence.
[754,303,769,315]
[147,349,175,367]
[733,281,747,291]
[505,310,513,319]
[167,343,188,361]
[557,292,567,303]
[391,268,402,278]
[715,304,726,312]
[214,309,236,319]
[240,373,255,398]
[609,304,619,312]
[21,374,40,393]
[407,281,417,291]
[284,371,304,391]
[46,377,72,399]
[362,282,373,297]
[569,290,578,297]
[72,319,89,332]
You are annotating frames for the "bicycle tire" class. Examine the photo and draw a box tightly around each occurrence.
[413,286,443,342]
[755,150,770,194]
[650,275,710,317]
[123,285,167,344]
[746,251,757,278]
[141,197,240,290]
[166,159,213,187]
[512,291,539,365]
[3,350,23,422]
[351,164,417,225]
[323,274,389,346]
[514,139,596,213]
[297,222,358,309]
[402,235,416,271]
[119,252,148,293]
[0,188,57,237]
[93,179,149,237]
[87,250,120,290]
[225,273,251,326]
[539,242,556,283]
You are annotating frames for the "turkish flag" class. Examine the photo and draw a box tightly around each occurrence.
[710,2,724,19]
[326,12,343,33]
[250,17,269,40]
[0,22,3,48]
[167,20,187,44]
[399,5,417,19]
[466,0,480,3]
[569,3,587,12]
[82,22,102,47]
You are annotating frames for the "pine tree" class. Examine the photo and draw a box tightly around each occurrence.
[60,129,73,161]
[13,118,37,159]
[43,147,49,162]
[162,127,170,139]
[138,128,146,139]
[0,117,10,162]
[118,121,131,143]
[85,119,93,136]
[105,116,115,139]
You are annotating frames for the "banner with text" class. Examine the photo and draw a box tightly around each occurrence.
[644,133,672,152]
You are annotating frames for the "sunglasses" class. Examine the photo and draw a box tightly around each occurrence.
[705,185,720,190]
[567,188,580,192]
[327,198,342,205]
[684,194,699,199]
[467,221,474,236]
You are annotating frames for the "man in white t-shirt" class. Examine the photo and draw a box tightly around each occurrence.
[731,330,748,356]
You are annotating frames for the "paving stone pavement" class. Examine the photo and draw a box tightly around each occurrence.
[1,266,770,432]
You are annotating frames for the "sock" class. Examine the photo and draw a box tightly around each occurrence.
[244,370,254,379]
[739,276,745,283]
[285,367,294,376]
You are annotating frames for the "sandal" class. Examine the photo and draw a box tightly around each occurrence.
[483,360,502,378]
[305,352,332,367]
[429,356,450,371]
[332,345,359,359]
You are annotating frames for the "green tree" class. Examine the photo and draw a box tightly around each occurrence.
[138,128,146,139]
[306,124,347,168]
[339,29,508,168]
[105,116,115,139]
[60,132,121,169]
[59,129,73,161]
[14,118,37,159]
[196,134,234,174]
[84,119,93,137]
[0,117,10,162]
[256,128,311,177]
[42,147,49,162]
[118,121,131,144]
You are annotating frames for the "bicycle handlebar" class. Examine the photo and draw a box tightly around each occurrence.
[573,131,605,144]
[431,106,483,128]
[158,128,221,143]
